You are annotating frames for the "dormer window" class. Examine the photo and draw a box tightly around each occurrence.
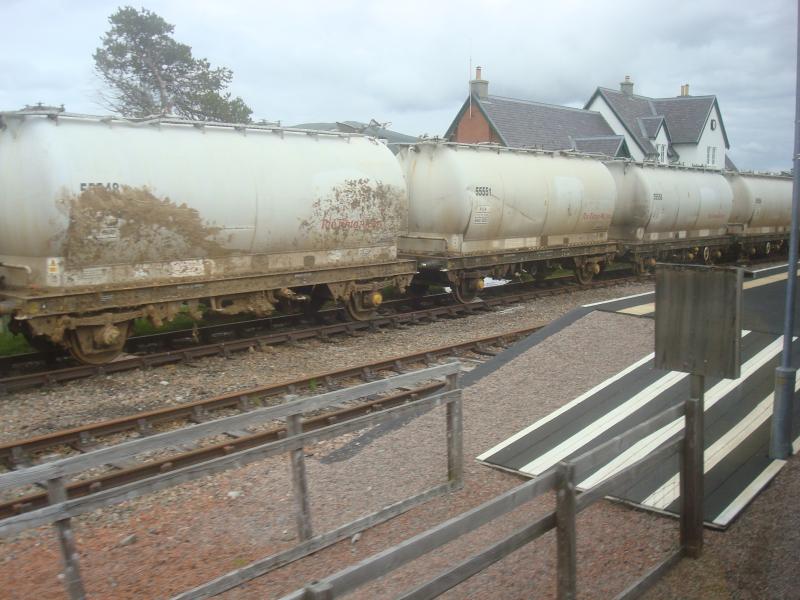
[710,119,717,131]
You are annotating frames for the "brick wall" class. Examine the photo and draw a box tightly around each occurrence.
[452,105,502,144]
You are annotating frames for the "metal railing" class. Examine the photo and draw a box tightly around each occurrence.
[0,362,464,600]
[281,395,704,600]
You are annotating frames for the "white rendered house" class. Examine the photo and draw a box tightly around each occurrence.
[585,77,732,169]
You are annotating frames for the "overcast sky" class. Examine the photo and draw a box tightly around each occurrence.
[1,0,795,171]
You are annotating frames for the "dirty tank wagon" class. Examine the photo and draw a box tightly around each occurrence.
[0,109,415,363]
[605,161,791,272]
[396,141,619,300]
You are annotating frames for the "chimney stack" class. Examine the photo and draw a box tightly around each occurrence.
[680,83,690,97]
[470,66,489,100]
[620,75,634,95]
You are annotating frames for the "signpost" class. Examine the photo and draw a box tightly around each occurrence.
[655,263,743,557]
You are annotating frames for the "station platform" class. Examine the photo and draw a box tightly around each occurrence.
[477,263,800,528]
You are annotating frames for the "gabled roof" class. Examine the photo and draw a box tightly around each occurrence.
[585,88,659,156]
[638,115,665,139]
[445,94,626,155]
[572,135,630,157]
[585,87,730,155]
[651,97,729,148]
[725,155,739,172]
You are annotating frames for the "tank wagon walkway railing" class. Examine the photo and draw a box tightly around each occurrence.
[0,362,464,600]
[281,395,705,600]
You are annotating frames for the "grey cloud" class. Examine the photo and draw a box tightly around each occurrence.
[0,0,795,170]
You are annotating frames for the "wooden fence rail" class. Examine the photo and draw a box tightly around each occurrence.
[281,395,702,600]
[0,362,463,600]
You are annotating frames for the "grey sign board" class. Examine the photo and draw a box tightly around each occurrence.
[655,264,742,379]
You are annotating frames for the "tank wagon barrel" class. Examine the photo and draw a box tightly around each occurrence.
[605,160,791,269]
[0,110,793,366]
[396,140,792,291]
[0,110,415,362]
[725,171,792,257]
[396,141,619,300]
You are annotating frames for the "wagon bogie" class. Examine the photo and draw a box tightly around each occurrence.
[0,109,414,362]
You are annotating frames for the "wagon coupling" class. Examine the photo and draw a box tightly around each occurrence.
[0,299,23,316]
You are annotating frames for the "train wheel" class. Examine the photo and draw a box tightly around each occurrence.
[66,322,131,365]
[344,291,382,321]
[450,276,483,303]
[573,264,595,285]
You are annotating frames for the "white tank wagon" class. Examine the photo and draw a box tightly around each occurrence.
[726,172,792,257]
[0,109,414,363]
[396,142,618,300]
[605,161,735,269]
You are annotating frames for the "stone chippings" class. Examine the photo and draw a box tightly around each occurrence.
[0,281,655,445]
[1,280,796,599]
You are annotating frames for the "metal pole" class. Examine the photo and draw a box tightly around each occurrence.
[555,462,577,600]
[680,376,704,559]
[287,414,313,542]
[445,372,464,487]
[47,478,87,600]
[771,0,800,459]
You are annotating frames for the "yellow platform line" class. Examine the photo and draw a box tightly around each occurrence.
[619,302,655,316]
[743,269,800,290]
[616,268,800,316]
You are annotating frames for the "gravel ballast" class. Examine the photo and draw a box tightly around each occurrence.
[0,281,653,444]
[2,279,796,599]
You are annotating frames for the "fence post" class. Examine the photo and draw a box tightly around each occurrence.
[287,413,313,542]
[680,375,704,558]
[445,371,463,487]
[46,477,87,600]
[556,461,577,600]
[303,580,334,599]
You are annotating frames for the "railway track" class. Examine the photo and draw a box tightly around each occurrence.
[0,326,538,519]
[0,272,635,393]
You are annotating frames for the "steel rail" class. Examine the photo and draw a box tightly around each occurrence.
[0,327,536,468]
[0,275,572,372]
[0,328,536,518]
[0,274,631,393]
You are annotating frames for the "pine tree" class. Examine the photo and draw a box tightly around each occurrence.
[94,6,253,123]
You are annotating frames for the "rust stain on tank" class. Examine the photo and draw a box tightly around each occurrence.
[56,186,229,267]
[298,178,406,247]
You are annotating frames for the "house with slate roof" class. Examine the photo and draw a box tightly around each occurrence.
[585,76,732,169]
[444,67,631,158]
[445,69,735,170]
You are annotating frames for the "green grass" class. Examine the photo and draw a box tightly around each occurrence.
[132,313,201,336]
[0,311,207,357]
[0,330,33,356]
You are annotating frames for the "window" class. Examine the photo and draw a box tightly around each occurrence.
[657,144,667,164]
[710,119,717,131]
[706,146,717,165]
